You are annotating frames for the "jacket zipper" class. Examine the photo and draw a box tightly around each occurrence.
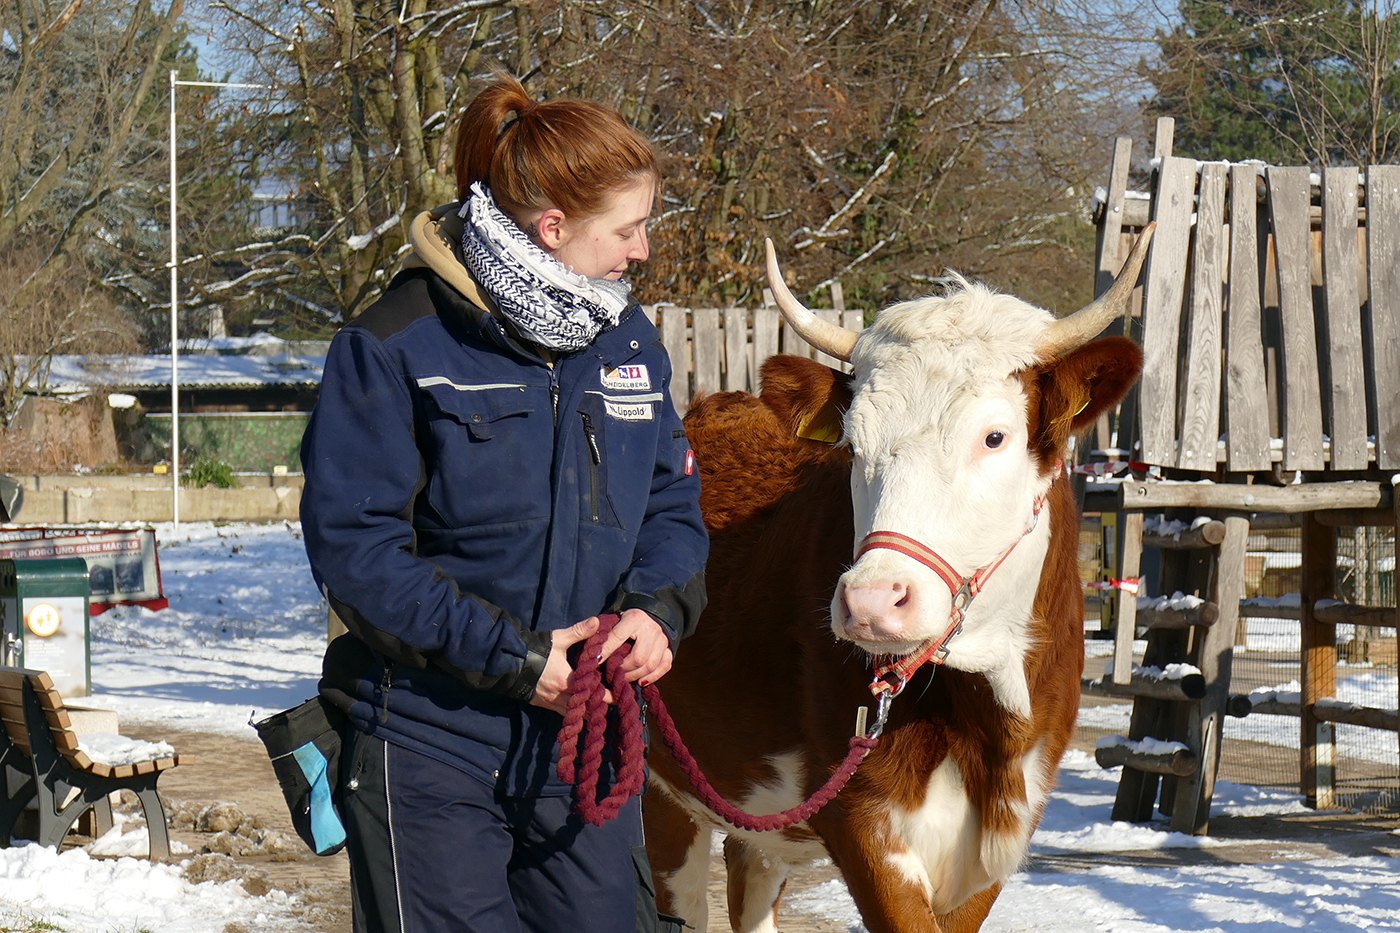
[580,412,601,523]
[549,366,560,426]
[378,662,393,725]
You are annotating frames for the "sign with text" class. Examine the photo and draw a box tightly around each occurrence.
[0,527,166,613]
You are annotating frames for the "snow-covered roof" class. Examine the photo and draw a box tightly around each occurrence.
[38,353,324,394]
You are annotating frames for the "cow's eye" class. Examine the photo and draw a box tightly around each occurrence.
[985,431,1005,449]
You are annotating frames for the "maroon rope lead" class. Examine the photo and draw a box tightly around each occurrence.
[557,613,879,829]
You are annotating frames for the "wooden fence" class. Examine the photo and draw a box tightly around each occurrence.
[646,293,865,411]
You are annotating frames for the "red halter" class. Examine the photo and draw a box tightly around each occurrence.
[858,462,1061,697]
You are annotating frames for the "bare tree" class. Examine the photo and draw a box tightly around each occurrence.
[0,0,186,299]
[0,245,137,427]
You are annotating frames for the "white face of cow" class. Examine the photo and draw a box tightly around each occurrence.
[833,279,1058,662]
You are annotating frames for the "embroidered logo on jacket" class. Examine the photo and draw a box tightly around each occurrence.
[600,364,651,391]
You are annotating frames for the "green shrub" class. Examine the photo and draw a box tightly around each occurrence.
[183,454,238,489]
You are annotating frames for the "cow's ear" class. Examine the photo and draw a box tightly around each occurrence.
[1029,335,1142,456]
[758,355,854,444]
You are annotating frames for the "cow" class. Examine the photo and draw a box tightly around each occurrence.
[642,225,1154,933]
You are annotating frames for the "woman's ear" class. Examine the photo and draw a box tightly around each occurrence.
[532,207,568,251]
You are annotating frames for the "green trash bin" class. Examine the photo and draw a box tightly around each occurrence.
[0,558,91,697]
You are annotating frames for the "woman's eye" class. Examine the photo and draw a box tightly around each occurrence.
[985,432,1005,449]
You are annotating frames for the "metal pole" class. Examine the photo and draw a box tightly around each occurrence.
[169,69,180,528]
[164,78,266,530]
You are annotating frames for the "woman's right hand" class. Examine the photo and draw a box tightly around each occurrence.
[529,616,602,715]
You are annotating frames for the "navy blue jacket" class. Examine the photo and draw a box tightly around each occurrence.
[301,240,708,797]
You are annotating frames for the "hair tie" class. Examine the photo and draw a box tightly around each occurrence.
[500,101,537,135]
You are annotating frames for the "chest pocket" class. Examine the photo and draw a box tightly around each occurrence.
[579,390,664,533]
[417,380,549,526]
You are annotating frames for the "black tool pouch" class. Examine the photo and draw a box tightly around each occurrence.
[253,696,348,857]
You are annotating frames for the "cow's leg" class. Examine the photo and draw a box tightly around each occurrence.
[723,834,790,933]
[935,883,1000,933]
[644,786,712,932]
[818,828,946,933]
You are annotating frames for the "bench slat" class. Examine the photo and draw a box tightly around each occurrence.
[1267,166,1325,470]
[1224,164,1272,470]
[1366,165,1400,469]
[1139,156,1196,466]
[1321,167,1368,469]
[1177,162,1227,470]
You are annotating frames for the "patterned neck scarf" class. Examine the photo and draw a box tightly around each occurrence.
[459,182,632,351]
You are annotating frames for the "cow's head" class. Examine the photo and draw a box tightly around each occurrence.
[766,228,1151,667]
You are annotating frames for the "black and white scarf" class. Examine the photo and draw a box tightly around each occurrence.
[460,182,632,352]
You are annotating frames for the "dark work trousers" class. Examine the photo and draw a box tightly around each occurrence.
[340,727,657,933]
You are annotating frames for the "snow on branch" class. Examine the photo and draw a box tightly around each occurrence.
[792,150,898,250]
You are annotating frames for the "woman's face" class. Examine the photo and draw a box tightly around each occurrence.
[530,177,654,280]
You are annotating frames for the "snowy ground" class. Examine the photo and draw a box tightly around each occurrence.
[1,521,1396,932]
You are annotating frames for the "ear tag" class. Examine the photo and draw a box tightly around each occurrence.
[1072,395,1091,417]
[796,417,842,444]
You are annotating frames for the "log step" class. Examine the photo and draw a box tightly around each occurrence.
[1083,663,1206,702]
[1095,735,1200,776]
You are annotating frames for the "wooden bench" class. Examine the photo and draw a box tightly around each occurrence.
[0,666,187,859]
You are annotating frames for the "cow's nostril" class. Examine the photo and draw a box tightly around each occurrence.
[893,582,911,609]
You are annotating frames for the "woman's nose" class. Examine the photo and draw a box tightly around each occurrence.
[630,226,649,263]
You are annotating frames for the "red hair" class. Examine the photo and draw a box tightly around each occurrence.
[454,75,658,219]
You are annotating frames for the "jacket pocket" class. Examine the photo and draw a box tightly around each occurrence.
[418,379,533,439]
[416,381,550,526]
[582,390,663,533]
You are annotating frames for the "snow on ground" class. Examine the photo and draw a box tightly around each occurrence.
[90,521,326,735]
[9,521,1395,932]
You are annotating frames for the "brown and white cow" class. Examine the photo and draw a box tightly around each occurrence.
[643,227,1153,933]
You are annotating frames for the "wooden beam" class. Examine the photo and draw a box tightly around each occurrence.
[1137,601,1219,630]
[1170,513,1249,835]
[1138,157,1197,466]
[1366,165,1400,469]
[1225,164,1272,471]
[1143,520,1226,550]
[1178,162,1227,471]
[1096,738,1199,777]
[1112,512,1144,685]
[692,308,722,398]
[1082,668,1206,702]
[1320,167,1368,469]
[1118,479,1390,512]
[1300,513,1337,809]
[1267,167,1325,470]
[1313,601,1400,628]
[1095,137,1134,299]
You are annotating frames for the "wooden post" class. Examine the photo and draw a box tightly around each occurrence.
[1300,512,1337,809]
[1169,513,1249,834]
[1112,511,1144,685]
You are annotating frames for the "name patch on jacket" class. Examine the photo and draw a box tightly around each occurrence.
[600,364,651,391]
[605,399,655,422]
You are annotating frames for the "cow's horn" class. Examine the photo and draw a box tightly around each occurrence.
[1037,222,1156,359]
[765,238,859,363]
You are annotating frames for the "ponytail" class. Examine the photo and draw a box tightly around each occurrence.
[453,74,658,221]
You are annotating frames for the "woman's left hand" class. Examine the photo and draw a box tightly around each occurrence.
[596,608,674,687]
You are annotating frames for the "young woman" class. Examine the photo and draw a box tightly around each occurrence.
[300,75,708,933]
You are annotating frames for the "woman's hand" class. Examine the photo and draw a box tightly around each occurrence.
[527,610,675,714]
[595,608,674,687]
[529,616,600,715]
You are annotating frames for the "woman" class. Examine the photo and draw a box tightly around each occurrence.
[300,75,708,933]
